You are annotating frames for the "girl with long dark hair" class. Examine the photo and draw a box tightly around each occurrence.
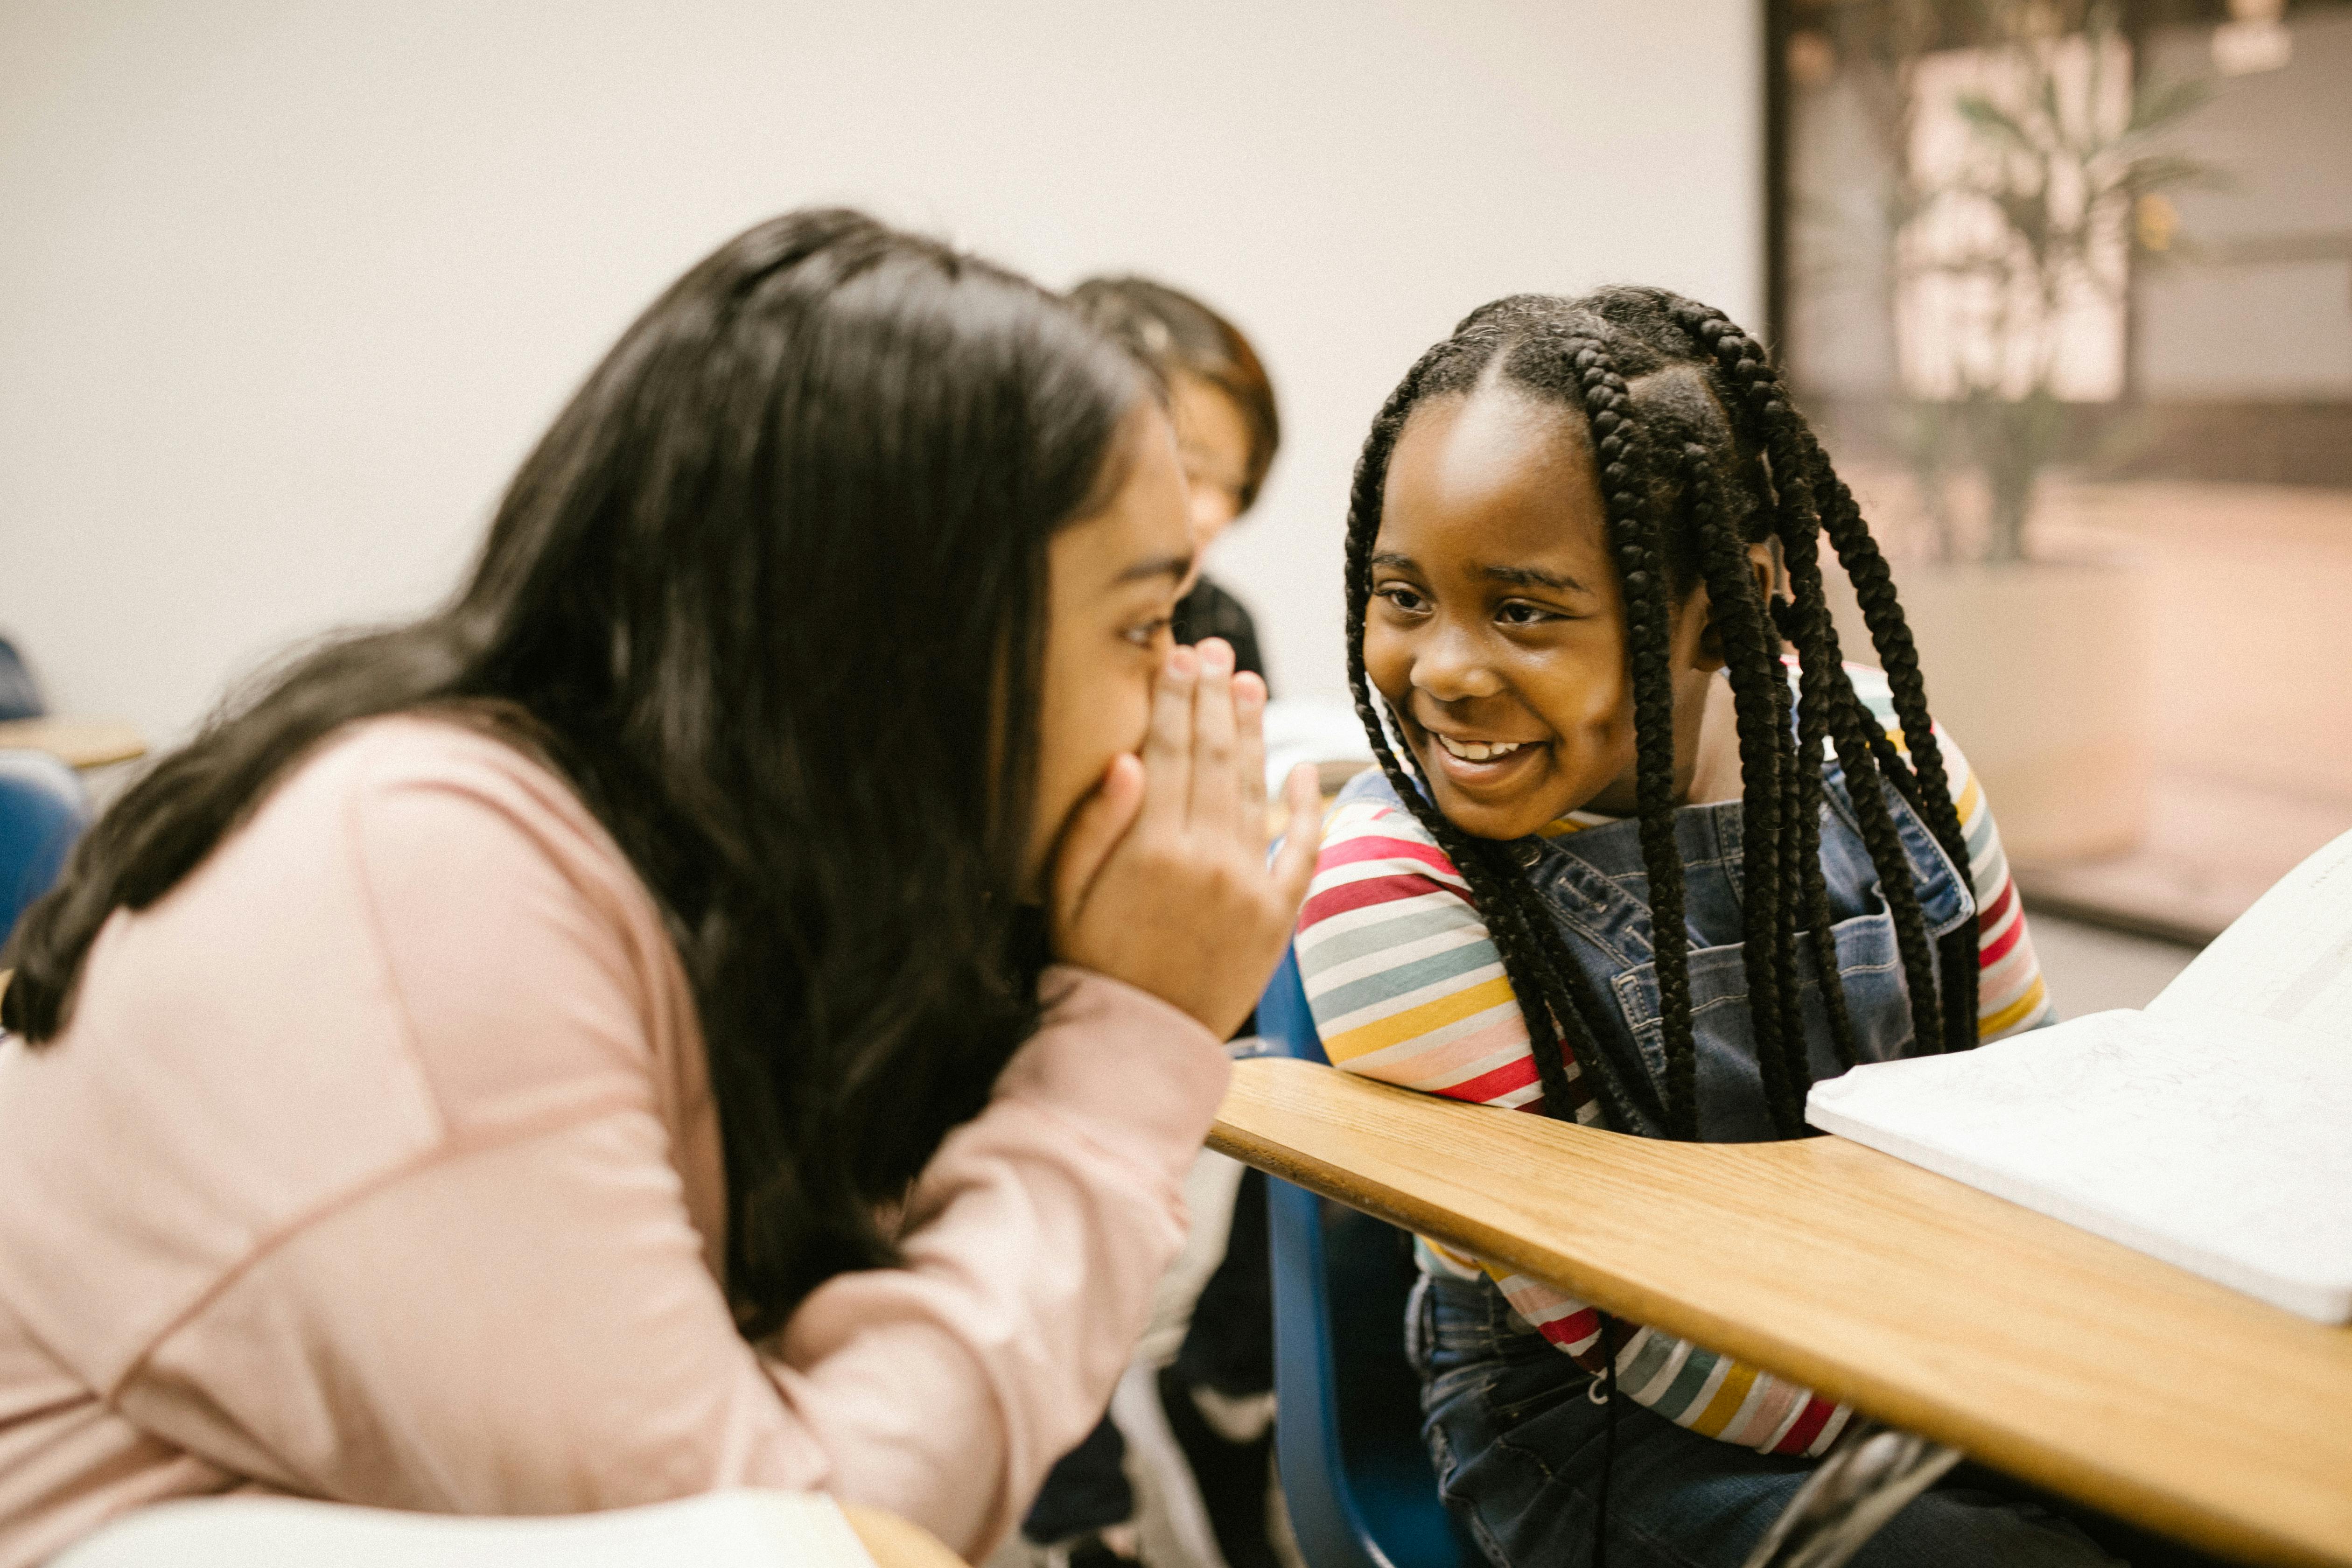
[0,210,1318,1568]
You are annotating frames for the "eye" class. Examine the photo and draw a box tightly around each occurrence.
[1495,600,1562,628]
[1122,615,1174,649]
[1376,584,1430,615]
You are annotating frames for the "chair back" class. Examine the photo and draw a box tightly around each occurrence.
[1257,947,1465,1568]
[0,749,89,946]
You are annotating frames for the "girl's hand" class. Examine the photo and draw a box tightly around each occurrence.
[1051,639,1321,1040]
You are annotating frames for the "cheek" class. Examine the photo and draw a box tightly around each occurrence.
[1112,663,1153,756]
[1361,622,1414,707]
[1058,658,1152,800]
[1032,649,1140,833]
[1574,655,1633,729]
[1529,639,1635,741]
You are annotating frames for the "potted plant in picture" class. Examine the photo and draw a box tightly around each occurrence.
[1814,0,2208,866]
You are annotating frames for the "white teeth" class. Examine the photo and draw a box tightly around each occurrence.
[1437,735,1525,763]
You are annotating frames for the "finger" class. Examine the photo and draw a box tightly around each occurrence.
[1140,644,1197,826]
[1188,638,1239,831]
[1270,763,1322,910]
[1051,752,1146,937]
[1233,670,1270,843]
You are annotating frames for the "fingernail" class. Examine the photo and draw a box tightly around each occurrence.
[1201,638,1233,674]
[1166,646,1197,679]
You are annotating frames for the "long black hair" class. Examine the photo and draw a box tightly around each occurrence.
[1,208,1148,1335]
[1344,287,1978,1142]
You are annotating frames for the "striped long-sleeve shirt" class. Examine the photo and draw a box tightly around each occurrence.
[1295,664,2052,1457]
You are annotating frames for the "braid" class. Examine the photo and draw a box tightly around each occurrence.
[1804,451,1983,1055]
[1774,535,1863,1071]
[1573,337,1701,1141]
[1767,628,1816,1106]
[1683,446,1808,1135]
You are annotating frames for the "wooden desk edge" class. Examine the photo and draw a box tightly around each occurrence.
[840,1505,966,1568]
[1211,1061,2347,1568]
[0,717,148,771]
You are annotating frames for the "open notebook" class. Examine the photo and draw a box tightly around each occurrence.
[52,1490,878,1568]
[1807,829,2352,1323]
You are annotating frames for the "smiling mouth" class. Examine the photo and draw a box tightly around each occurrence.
[1433,734,1531,763]
[1421,730,1549,796]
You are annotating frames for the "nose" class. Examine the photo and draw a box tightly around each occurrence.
[1414,621,1504,704]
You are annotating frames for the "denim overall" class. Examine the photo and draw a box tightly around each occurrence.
[1338,750,1974,1145]
[1342,767,2142,1567]
[1342,754,1975,1137]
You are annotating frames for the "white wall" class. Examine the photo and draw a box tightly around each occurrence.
[0,0,1762,743]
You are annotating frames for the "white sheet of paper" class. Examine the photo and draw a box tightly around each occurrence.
[1804,827,2352,1324]
[1807,1005,2352,1321]
[2149,828,2352,1038]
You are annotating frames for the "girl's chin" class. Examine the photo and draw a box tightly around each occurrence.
[1415,743,1559,839]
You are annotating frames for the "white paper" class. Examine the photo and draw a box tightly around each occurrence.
[2149,827,2352,1039]
[1804,827,2352,1324]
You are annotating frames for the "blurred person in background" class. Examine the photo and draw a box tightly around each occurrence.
[1024,279,1287,1568]
[1070,279,1279,692]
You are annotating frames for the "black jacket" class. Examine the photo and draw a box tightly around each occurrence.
[1170,575,1267,695]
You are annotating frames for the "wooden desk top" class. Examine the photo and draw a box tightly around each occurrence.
[841,1505,966,1568]
[0,717,147,770]
[1211,1056,2352,1568]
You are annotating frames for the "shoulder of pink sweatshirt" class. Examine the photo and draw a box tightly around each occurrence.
[0,714,1229,1566]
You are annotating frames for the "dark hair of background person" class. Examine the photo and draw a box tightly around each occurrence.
[1343,287,1979,1144]
[1066,276,1280,512]
[0,209,1148,1336]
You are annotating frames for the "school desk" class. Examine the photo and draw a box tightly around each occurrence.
[0,716,147,770]
[1209,1055,2352,1568]
[843,1504,966,1568]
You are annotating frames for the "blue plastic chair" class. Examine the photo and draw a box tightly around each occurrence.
[1256,946,1468,1568]
[0,749,89,947]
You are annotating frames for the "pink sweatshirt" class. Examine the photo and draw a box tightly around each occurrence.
[0,717,1230,1568]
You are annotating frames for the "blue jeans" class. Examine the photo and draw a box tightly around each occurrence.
[1407,1274,2215,1568]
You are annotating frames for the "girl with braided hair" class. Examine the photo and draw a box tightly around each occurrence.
[1287,289,2201,1567]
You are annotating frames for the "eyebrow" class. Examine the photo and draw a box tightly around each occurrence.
[1115,552,1195,586]
[1482,564,1590,593]
[1371,551,1589,595]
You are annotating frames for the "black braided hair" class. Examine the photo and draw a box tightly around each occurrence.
[1575,338,1702,1141]
[1665,300,1981,1057]
[1665,296,1975,1062]
[1682,446,1805,1133]
[1344,288,1981,1146]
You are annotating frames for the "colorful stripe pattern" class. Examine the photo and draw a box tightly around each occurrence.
[1295,664,2052,1457]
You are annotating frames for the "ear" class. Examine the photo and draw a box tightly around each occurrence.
[1685,581,1728,673]
[1749,540,1777,609]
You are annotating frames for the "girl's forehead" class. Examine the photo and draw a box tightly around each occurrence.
[1380,389,1607,569]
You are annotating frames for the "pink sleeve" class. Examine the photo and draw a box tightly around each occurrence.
[108,752,1228,1559]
